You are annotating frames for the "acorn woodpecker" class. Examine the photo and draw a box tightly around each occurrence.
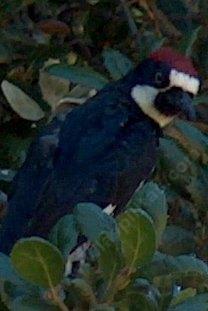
[0,47,200,254]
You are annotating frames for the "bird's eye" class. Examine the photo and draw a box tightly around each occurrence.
[155,72,163,85]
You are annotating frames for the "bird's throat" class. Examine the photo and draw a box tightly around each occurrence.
[131,85,174,128]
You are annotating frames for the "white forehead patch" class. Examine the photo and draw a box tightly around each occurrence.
[170,69,200,95]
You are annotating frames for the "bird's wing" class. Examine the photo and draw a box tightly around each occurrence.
[0,116,65,253]
[0,85,159,254]
[23,92,158,238]
[23,91,132,234]
[0,86,130,252]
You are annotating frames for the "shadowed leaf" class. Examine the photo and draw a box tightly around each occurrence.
[12,296,60,311]
[11,237,64,288]
[168,293,208,311]
[47,65,108,90]
[102,48,133,80]
[49,215,78,259]
[159,225,195,256]
[170,288,196,306]
[118,208,156,268]
[97,233,123,281]
[1,80,44,121]
[37,20,70,36]
[74,203,117,242]
[127,182,168,244]
[178,27,201,56]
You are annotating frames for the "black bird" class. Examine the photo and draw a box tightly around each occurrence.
[0,48,200,254]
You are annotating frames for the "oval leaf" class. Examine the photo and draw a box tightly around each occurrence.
[175,120,208,165]
[127,291,158,311]
[0,44,11,64]
[12,296,60,311]
[66,278,95,306]
[102,48,133,80]
[159,225,195,256]
[170,288,196,306]
[37,20,70,36]
[49,215,78,259]
[158,138,196,190]
[127,182,168,244]
[178,26,201,56]
[1,80,44,121]
[91,305,115,311]
[0,252,23,285]
[74,203,117,242]
[168,293,208,311]
[11,237,64,288]
[142,252,208,281]
[118,209,156,268]
[47,65,108,90]
[97,233,122,281]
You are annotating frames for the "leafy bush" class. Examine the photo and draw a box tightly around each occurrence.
[0,0,208,310]
[0,183,208,310]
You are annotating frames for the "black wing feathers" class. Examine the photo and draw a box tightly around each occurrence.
[0,85,159,253]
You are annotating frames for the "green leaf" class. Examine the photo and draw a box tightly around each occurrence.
[170,288,196,306]
[0,44,11,64]
[87,0,100,4]
[0,296,9,311]
[158,138,198,192]
[126,288,158,311]
[97,233,123,281]
[138,31,165,60]
[0,133,31,169]
[127,182,168,244]
[11,237,65,288]
[118,209,156,268]
[1,80,45,121]
[175,120,208,165]
[47,65,108,90]
[12,296,60,311]
[178,26,201,56]
[74,203,117,242]
[0,254,42,304]
[49,215,78,259]
[186,167,208,211]
[168,293,208,311]
[142,252,208,282]
[175,255,208,276]
[0,252,23,285]
[91,304,115,311]
[102,48,133,80]
[160,131,208,211]
[159,225,195,256]
[131,7,144,23]
[66,278,95,307]
[156,0,188,32]
[193,94,208,105]
[131,278,160,310]
[0,169,16,182]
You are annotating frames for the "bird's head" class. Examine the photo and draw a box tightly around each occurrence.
[131,47,201,127]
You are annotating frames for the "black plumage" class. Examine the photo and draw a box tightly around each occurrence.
[0,75,160,254]
[1,49,198,254]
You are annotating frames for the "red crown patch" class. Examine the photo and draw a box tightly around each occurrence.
[150,47,198,77]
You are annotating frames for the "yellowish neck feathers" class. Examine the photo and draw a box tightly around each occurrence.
[131,69,199,128]
[131,85,174,128]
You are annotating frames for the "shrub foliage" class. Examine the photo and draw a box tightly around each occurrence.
[0,0,208,310]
